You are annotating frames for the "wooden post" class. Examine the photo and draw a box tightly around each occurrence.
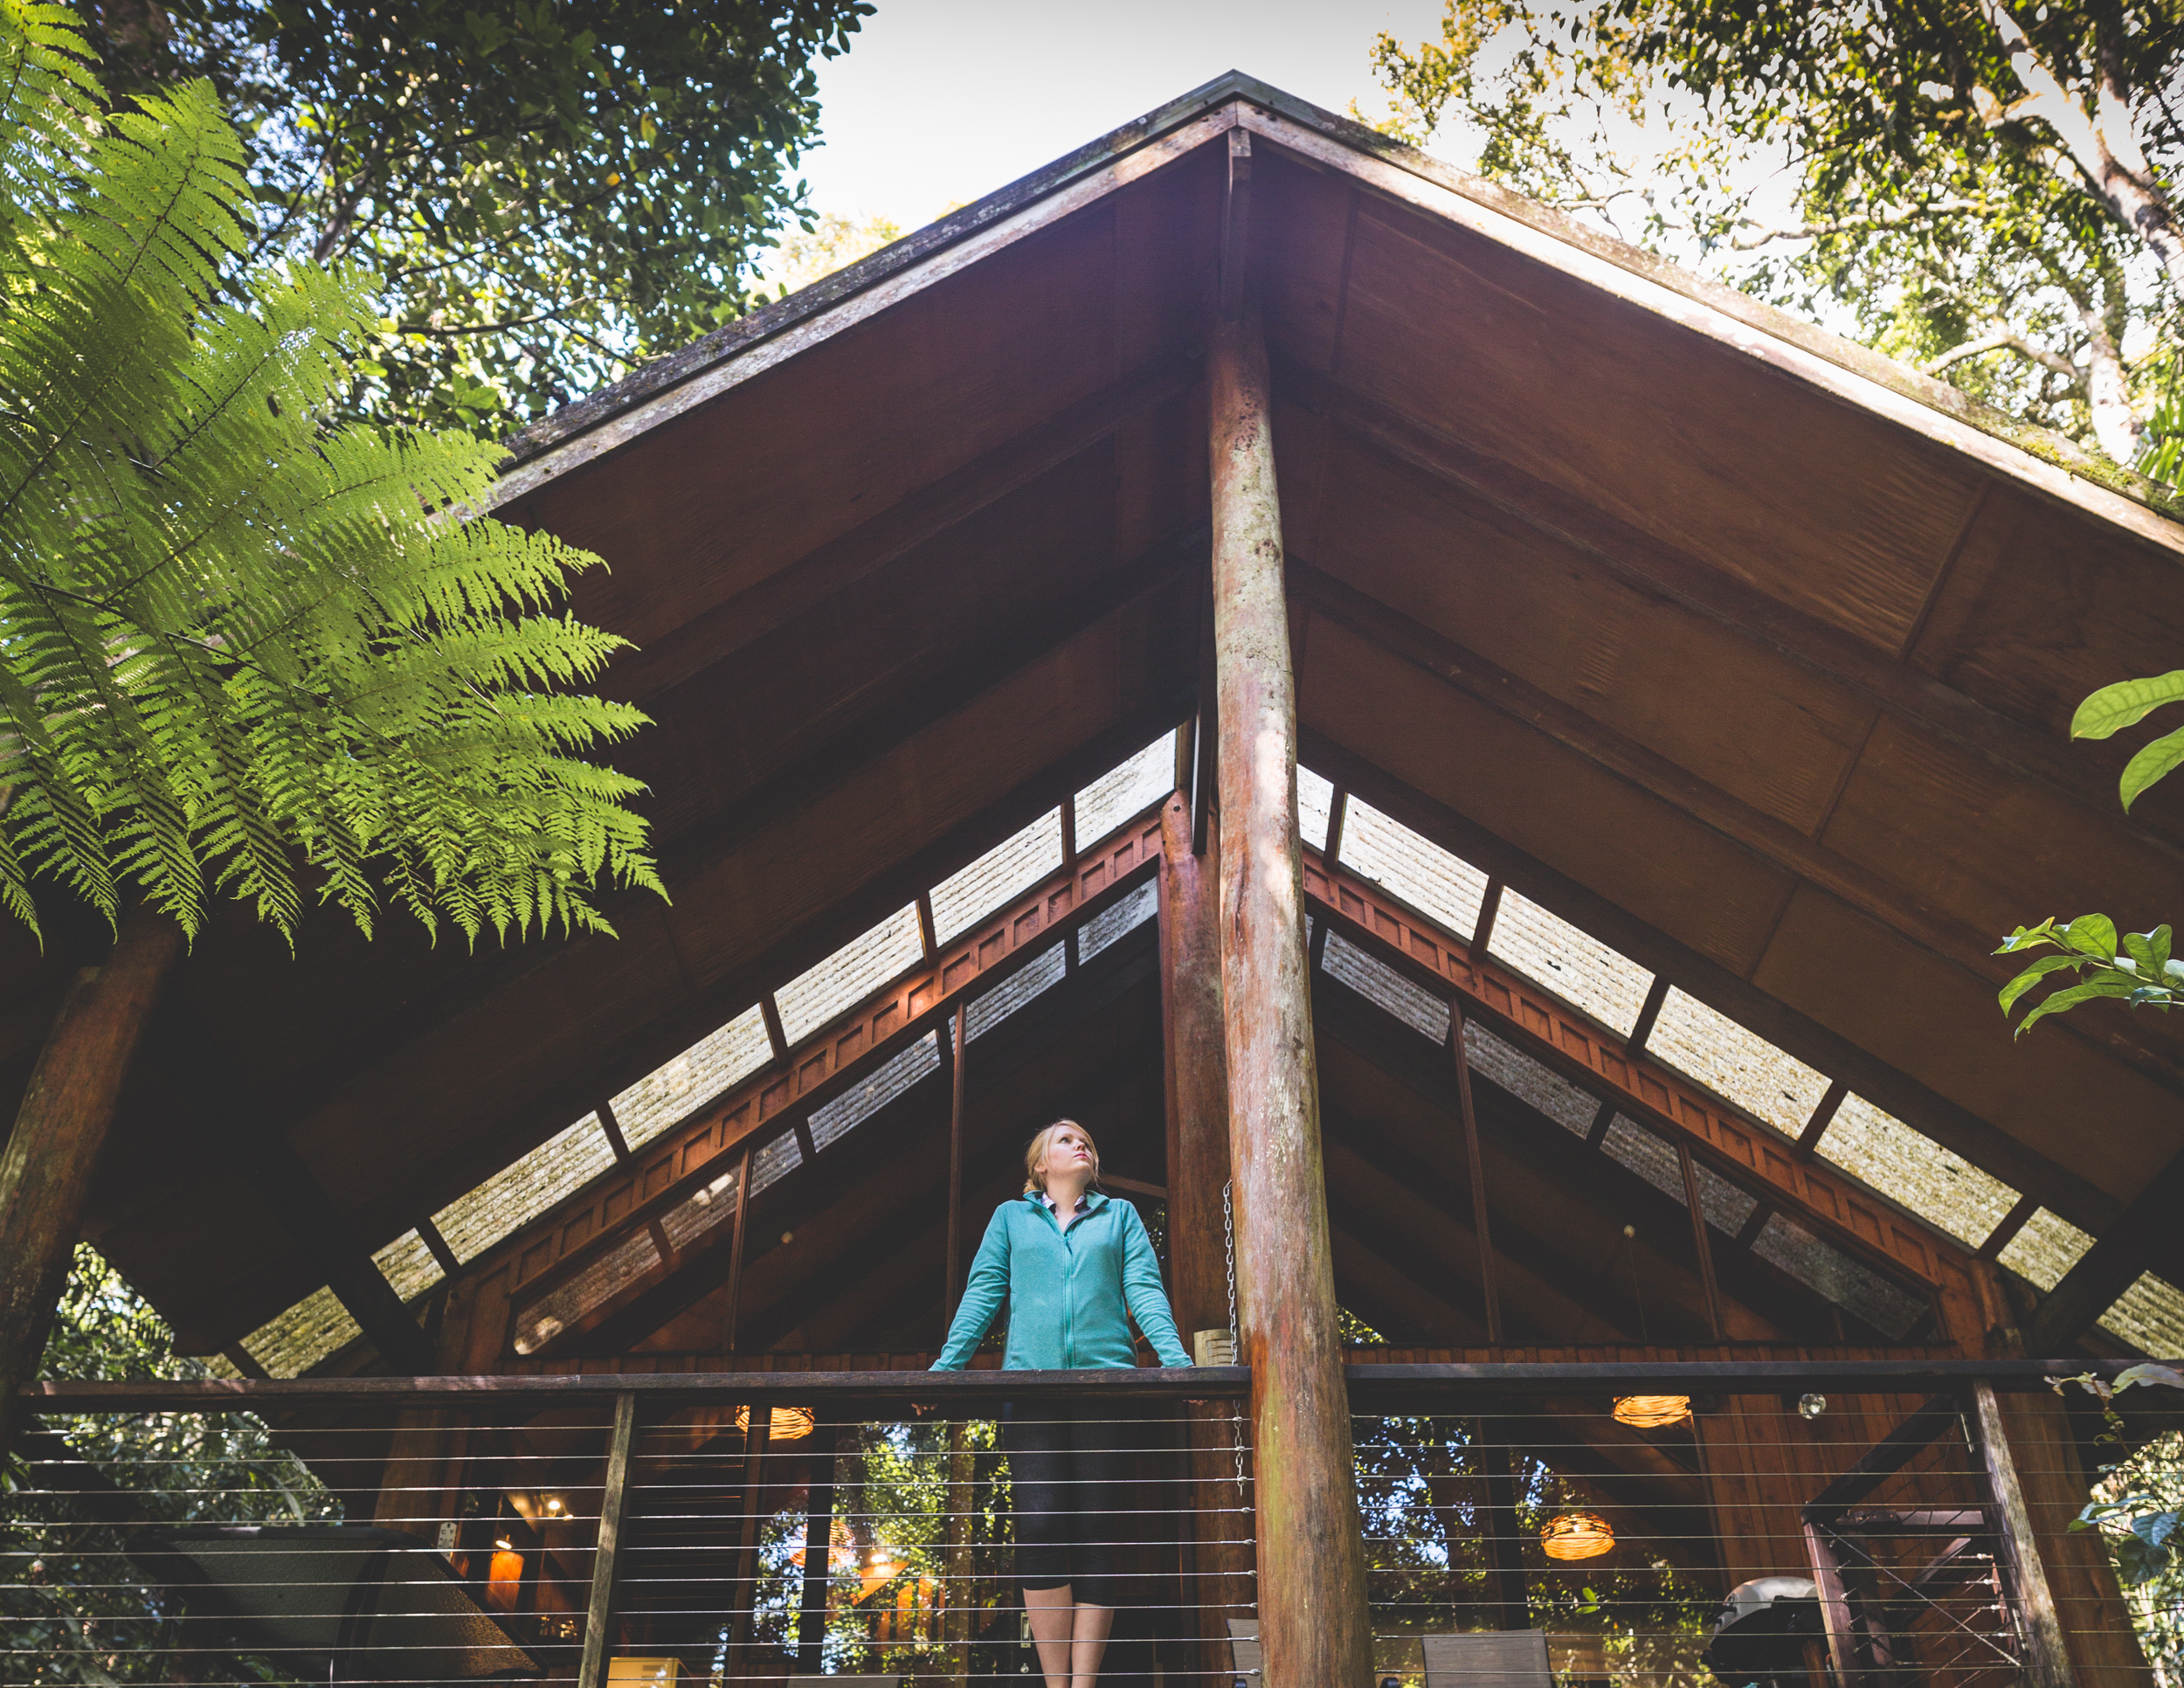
[1801,1518,1864,1688]
[1448,994,1503,1343]
[944,1419,973,1682]
[0,913,182,1450]
[1208,300,1372,1688]
[946,1009,966,1329]
[577,1393,637,1688]
[1971,1382,2075,1688]
[724,1147,751,1351]
[1158,794,1252,1682]
[798,1425,839,1675]
[1676,1141,1725,1340]
[1476,1417,1530,1630]
[728,1403,774,1671]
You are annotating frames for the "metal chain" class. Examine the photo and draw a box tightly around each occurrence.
[1222,1179,1246,1498]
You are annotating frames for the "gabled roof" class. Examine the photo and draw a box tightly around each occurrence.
[11,70,2184,1364]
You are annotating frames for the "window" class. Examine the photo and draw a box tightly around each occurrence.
[1324,930,1450,1042]
[775,906,925,1042]
[370,1230,444,1303]
[1648,990,1829,1136]
[1080,879,1156,960]
[1488,889,1654,1038]
[1299,765,1336,851]
[239,1287,361,1379]
[1074,733,1176,846]
[1998,1207,2094,1291]
[967,944,1068,1039]
[929,809,1063,945]
[611,1007,772,1152]
[1336,797,1489,939]
[2101,1273,2184,1357]
[432,1115,618,1264]
[1815,1097,2020,1249]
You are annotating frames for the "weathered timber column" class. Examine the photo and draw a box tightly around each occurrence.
[1208,301,1372,1688]
[1158,795,1254,1679]
[0,913,182,1450]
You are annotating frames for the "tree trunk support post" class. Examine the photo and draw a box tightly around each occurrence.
[1208,294,1372,1688]
[0,913,183,1451]
[1970,1381,2074,1688]
[1158,793,1250,1683]
[577,1392,638,1688]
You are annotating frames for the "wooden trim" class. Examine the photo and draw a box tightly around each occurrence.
[1305,847,1977,1297]
[575,1392,636,1688]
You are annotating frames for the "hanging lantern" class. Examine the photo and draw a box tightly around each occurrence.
[486,1536,526,1610]
[1540,1512,1615,1561]
[1612,1394,1691,1429]
[733,1404,817,1442]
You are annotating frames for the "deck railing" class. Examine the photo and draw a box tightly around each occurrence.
[7,1359,2165,1686]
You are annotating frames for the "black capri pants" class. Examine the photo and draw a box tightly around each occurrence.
[1003,1399,1137,1608]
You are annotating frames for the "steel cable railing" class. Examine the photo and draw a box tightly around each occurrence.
[6,1362,2176,1686]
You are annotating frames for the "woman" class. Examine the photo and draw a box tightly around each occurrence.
[931,1119,1191,1688]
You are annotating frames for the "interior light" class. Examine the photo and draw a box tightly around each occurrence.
[487,1539,525,1610]
[1612,1394,1691,1429]
[1540,1512,1615,1561]
[543,1495,566,1518]
[734,1404,817,1442]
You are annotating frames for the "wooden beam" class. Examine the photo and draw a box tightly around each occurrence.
[0,913,181,1450]
[1627,974,1671,1055]
[595,1101,632,1164]
[1298,731,2119,1235]
[1290,561,2184,1101]
[576,1392,636,1688]
[1447,996,1503,1343]
[2025,1145,2184,1354]
[724,1149,752,1352]
[1980,1193,2041,1263]
[1795,1079,1849,1159]
[1470,876,1503,956]
[1159,790,1247,1686]
[1676,1140,1724,1341]
[726,1403,773,1668]
[1323,786,1350,868]
[1220,129,1254,321]
[1969,1381,2073,1688]
[945,1009,965,1330]
[1208,300,1371,1688]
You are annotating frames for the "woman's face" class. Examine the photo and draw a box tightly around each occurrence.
[1039,1124,1095,1187]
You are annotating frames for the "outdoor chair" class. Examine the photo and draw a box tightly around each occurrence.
[1420,1628,1554,1688]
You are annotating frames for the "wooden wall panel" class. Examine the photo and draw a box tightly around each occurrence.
[1300,614,1796,975]
[1333,197,1983,651]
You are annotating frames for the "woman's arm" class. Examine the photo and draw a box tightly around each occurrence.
[1119,1201,1192,1367]
[931,1206,1011,1370]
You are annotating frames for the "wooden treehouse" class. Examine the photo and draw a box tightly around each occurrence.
[10,73,2184,1688]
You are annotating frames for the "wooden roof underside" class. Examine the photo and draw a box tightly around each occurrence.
[9,73,2184,1358]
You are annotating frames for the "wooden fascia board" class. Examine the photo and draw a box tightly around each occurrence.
[1287,364,2184,863]
[1232,100,2184,549]
[1304,842,1983,1298]
[1300,730,2116,1235]
[488,101,1244,509]
[1295,569,2184,1104]
[494,67,2181,553]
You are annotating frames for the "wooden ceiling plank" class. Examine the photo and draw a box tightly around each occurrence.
[1297,574,2184,1102]
[1238,101,2184,558]
[1289,366,2184,861]
[1296,728,2118,1235]
[597,349,1199,705]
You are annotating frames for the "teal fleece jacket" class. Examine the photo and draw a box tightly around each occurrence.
[931,1189,1192,1370]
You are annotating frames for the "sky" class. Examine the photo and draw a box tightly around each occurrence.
[793,0,1452,229]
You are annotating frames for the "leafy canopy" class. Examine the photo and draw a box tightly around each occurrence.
[91,0,873,431]
[0,0,662,944]
[1368,1,2184,479]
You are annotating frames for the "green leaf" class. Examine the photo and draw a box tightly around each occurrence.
[2062,914,2120,961]
[2073,672,2184,741]
[2123,926,2174,979]
[2120,723,2184,811]
[2012,976,2140,1036]
[1999,951,2084,1014]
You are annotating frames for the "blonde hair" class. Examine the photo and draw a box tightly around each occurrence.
[1023,1119,1101,1193]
